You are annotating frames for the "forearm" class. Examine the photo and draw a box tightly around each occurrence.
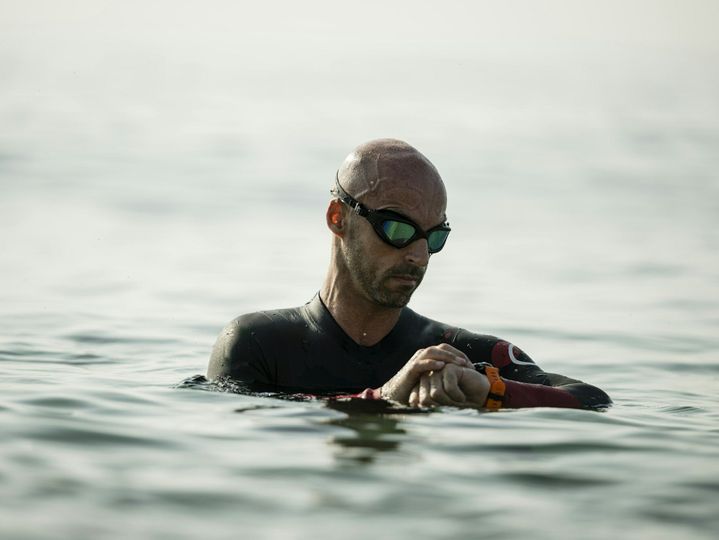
[503,380,611,409]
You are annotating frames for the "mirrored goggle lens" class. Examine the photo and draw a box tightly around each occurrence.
[381,220,416,246]
[427,229,450,253]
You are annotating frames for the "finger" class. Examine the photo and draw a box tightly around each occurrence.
[428,370,453,405]
[418,345,472,368]
[435,343,473,365]
[418,373,433,407]
[406,356,446,376]
[383,356,447,405]
[427,369,467,406]
[409,385,420,407]
[410,345,471,368]
[442,365,467,403]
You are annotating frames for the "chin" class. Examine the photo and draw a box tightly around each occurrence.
[375,289,415,309]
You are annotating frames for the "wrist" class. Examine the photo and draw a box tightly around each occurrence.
[472,363,506,410]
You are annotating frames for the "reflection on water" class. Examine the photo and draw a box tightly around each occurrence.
[187,376,420,466]
[324,400,424,466]
[327,412,406,466]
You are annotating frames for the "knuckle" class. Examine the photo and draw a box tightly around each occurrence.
[417,347,432,358]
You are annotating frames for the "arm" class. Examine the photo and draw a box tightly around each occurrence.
[408,340,611,410]
[362,338,610,410]
[407,363,611,410]
[484,340,611,409]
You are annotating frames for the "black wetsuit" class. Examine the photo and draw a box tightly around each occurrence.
[208,295,611,409]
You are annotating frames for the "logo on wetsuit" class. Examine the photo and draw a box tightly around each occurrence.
[491,341,535,368]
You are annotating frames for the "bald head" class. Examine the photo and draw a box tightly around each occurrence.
[324,139,449,312]
[336,139,447,218]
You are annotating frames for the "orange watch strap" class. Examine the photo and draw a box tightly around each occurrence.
[483,365,506,410]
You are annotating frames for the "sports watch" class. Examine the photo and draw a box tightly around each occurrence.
[472,362,506,410]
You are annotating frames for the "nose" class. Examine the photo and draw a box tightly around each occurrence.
[404,238,430,267]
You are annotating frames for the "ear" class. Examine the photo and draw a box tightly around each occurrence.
[326,200,345,236]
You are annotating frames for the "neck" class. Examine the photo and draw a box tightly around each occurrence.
[320,269,402,347]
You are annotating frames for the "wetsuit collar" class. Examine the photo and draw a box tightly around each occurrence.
[305,293,412,353]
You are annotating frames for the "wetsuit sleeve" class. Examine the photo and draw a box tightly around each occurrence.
[487,340,611,409]
[206,315,275,384]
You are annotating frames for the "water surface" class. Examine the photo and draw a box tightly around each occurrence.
[1,2,718,538]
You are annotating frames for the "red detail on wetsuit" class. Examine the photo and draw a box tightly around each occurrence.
[356,388,382,400]
[490,341,513,368]
[331,388,383,400]
[503,380,581,409]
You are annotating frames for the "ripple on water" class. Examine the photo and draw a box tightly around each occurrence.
[496,470,617,489]
[18,396,93,409]
[639,487,719,529]
[658,404,708,414]
[679,480,719,494]
[0,347,114,365]
[490,327,719,355]
[20,422,176,449]
[109,487,269,511]
[449,439,638,454]
[64,332,176,345]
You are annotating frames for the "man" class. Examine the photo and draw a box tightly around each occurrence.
[208,139,611,410]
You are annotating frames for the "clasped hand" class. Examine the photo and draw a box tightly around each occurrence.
[380,343,490,408]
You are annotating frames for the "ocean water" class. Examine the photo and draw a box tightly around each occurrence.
[1,1,718,539]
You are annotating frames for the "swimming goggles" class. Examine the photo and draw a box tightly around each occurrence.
[332,173,451,254]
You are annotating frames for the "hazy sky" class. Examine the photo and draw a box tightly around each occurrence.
[2,0,718,58]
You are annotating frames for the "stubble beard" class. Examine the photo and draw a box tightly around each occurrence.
[343,233,425,309]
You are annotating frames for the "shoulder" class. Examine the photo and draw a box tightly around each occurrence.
[221,304,310,346]
[229,306,305,332]
[402,308,499,351]
[207,305,307,381]
[399,307,457,344]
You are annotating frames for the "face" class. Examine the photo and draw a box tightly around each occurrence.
[342,221,425,308]
[340,175,447,308]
